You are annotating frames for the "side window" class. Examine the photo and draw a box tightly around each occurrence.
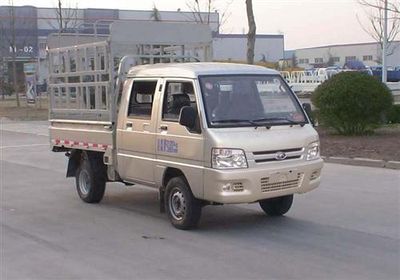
[128,80,158,118]
[162,81,196,121]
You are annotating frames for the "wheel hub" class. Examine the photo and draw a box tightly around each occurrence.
[169,189,186,220]
[79,170,91,195]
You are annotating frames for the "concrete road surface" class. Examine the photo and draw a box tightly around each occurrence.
[1,121,399,280]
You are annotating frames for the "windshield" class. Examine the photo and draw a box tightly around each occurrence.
[199,75,307,128]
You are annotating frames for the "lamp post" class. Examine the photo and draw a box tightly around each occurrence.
[382,0,388,83]
[10,0,20,107]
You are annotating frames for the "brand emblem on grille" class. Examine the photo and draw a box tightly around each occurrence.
[275,152,287,160]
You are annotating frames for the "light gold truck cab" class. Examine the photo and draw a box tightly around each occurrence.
[51,63,323,230]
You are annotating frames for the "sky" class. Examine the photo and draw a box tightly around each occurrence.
[1,0,397,50]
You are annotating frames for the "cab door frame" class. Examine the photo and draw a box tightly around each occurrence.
[154,78,205,198]
[116,77,163,186]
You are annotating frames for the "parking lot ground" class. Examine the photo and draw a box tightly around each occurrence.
[1,121,399,280]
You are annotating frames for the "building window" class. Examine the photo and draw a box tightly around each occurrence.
[332,57,340,62]
[363,55,373,61]
[39,42,47,51]
[314,57,323,63]
[345,56,357,62]
[299,58,309,64]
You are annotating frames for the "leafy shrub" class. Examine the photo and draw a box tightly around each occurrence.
[312,71,393,135]
[0,80,15,96]
[387,104,400,124]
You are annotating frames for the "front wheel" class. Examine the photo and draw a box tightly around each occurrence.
[165,176,202,230]
[259,194,293,216]
[75,152,106,203]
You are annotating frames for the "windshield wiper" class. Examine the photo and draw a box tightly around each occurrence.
[251,117,307,127]
[212,119,253,124]
[211,119,265,127]
[211,118,306,128]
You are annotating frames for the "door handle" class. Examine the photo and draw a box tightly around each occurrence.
[143,123,151,132]
[126,122,133,129]
[159,125,168,131]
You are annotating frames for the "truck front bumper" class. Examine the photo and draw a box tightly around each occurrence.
[203,159,323,204]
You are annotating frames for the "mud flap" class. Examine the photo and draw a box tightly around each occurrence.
[159,188,165,213]
[66,150,81,177]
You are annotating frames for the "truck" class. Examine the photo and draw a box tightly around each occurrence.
[49,21,323,230]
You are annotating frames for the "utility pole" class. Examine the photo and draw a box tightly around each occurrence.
[10,0,20,107]
[0,21,4,100]
[382,0,388,83]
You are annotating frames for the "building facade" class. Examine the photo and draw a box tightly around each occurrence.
[0,5,284,86]
[213,33,284,63]
[294,41,400,68]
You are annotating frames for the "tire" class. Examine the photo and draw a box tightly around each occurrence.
[259,194,293,216]
[75,152,106,203]
[165,176,202,230]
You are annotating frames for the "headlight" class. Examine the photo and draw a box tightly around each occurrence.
[212,148,248,169]
[306,142,320,161]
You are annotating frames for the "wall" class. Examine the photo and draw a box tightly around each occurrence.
[296,41,400,68]
[37,7,84,33]
[36,7,218,35]
[0,6,38,59]
[212,34,284,62]
[119,9,219,32]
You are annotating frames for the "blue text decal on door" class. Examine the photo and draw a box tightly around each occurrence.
[157,139,178,153]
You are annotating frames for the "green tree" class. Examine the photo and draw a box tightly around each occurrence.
[312,72,393,135]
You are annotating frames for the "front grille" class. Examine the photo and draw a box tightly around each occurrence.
[253,147,304,163]
[261,173,303,192]
[253,148,303,155]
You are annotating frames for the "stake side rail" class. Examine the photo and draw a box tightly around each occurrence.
[48,41,115,155]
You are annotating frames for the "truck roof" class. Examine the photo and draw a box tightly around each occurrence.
[126,63,279,78]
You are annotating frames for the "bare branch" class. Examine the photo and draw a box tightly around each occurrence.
[48,0,79,33]
[185,0,232,31]
[359,0,399,14]
[358,0,400,55]
[216,0,233,33]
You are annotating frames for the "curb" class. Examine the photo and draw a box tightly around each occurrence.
[322,156,400,170]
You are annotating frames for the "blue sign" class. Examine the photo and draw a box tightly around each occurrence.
[157,139,178,153]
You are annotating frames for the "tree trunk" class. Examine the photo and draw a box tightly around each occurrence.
[246,0,256,64]
[58,0,63,33]
[207,0,211,24]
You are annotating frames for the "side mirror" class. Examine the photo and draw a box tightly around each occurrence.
[179,106,197,129]
[302,103,316,126]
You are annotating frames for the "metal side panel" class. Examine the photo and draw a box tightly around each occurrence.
[49,120,113,152]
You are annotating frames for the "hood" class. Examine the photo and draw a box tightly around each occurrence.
[206,124,319,153]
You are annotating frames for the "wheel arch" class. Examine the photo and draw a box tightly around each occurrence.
[162,167,186,190]
[67,150,105,178]
[158,165,204,200]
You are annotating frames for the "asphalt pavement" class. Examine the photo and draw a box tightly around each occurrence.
[1,121,399,280]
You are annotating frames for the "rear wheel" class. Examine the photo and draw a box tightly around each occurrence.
[165,176,202,230]
[259,194,293,216]
[75,152,106,203]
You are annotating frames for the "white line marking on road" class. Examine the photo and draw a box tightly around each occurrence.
[0,129,49,137]
[0,144,49,150]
